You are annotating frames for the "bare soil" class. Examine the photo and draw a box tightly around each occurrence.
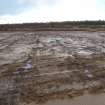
[0,31,105,105]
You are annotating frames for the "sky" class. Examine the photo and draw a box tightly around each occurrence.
[0,0,105,24]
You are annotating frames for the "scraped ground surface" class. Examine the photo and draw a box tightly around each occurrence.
[0,31,105,105]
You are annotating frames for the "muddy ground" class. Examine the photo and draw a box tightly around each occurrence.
[0,31,105,105]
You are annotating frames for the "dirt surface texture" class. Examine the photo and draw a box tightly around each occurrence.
[0,31,105,105]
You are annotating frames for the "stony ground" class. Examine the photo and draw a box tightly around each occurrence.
[0,31,105,105]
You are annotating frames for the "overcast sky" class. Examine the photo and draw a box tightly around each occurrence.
[0,0,105,24]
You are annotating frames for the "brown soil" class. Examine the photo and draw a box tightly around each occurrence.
[0,31,105,105]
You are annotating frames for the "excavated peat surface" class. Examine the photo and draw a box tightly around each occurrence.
[0,31,105,105]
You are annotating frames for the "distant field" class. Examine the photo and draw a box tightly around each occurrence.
[0,21,105,31]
